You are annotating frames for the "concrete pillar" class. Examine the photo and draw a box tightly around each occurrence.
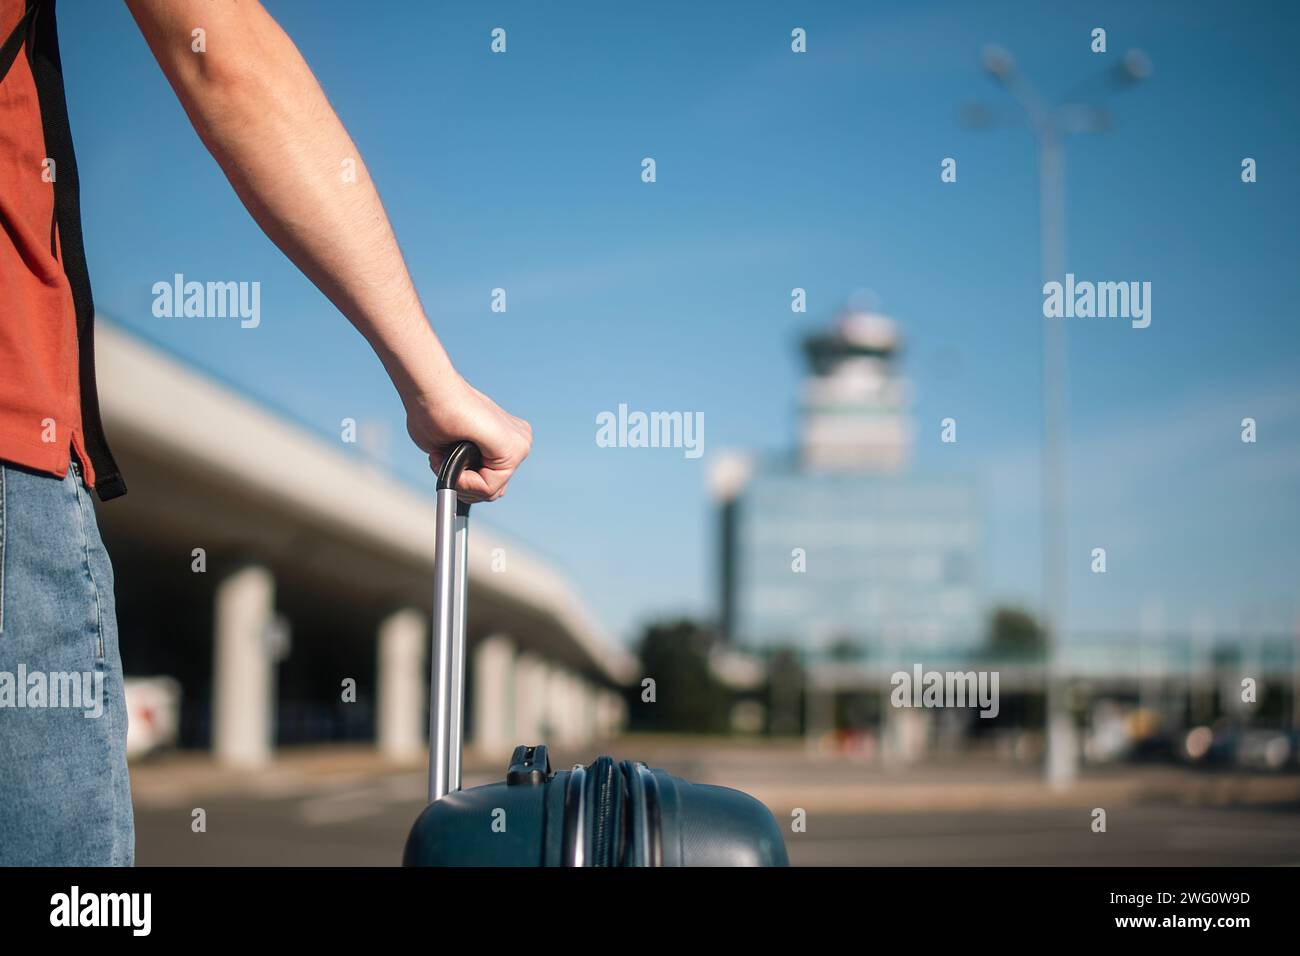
[376,607,427,760]
[882,706,930,767]
[541,664,563,744]
[513,652,547,745]
[574,677,595,744]
[472,634,516,759]
[595,689,624,741]
[546,667,568,746]
[592,691,610,741]
[536,661,558,742]
[560,671,583,746]
[212,564,276,767]
[556,672,593,746]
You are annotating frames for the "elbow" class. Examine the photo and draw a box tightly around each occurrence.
[174,46,283,140]
[185,44,268,102]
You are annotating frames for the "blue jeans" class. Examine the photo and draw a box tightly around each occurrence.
[0,459,134,866]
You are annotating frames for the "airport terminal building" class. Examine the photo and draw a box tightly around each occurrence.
[722,306,983,663]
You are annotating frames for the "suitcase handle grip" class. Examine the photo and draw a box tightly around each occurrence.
[435,440,483,495]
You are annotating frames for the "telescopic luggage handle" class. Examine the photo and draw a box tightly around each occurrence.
[428,440,481,803]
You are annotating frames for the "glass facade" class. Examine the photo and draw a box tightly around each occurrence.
[733,465,983,657]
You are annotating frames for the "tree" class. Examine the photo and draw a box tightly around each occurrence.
[985,606,1047,662]
[627,618,731,734]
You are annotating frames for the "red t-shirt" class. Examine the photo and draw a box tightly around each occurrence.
[0,0,94,486]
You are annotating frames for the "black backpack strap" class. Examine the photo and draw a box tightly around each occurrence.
[0,2,36,82]
[23,0,127,500]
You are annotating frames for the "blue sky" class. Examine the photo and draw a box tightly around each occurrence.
[61,0,1300,643]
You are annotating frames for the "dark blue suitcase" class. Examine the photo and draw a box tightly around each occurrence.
[403,443,789,866]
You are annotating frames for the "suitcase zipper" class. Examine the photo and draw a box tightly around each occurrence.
[592,757,617,866]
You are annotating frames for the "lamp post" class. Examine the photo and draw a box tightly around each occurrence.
[706,450,754,644]
[967,44,1151,788]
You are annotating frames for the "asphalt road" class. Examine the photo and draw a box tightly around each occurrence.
[133,774,1300,867]
[782,804,1300,866]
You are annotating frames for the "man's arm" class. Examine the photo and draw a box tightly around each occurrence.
[123,0,529,501]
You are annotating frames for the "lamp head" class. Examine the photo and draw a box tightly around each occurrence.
[981,44,1016,82]
[1115,49,1153,85]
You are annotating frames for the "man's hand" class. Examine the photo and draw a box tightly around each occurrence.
[124,0,530,500]
[403,374,532,503]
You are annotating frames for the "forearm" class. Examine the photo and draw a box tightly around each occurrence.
[125,0,451,398]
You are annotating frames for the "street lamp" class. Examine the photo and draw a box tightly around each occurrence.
[966,43,1151,788]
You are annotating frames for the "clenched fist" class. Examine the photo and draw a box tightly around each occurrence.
[401,374,532,503]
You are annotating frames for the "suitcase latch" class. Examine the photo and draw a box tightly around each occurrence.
[506,745,552,785]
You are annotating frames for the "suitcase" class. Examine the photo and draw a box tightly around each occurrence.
[403,442,789,866]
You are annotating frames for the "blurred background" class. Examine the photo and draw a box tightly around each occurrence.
[60,0,1300,864]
